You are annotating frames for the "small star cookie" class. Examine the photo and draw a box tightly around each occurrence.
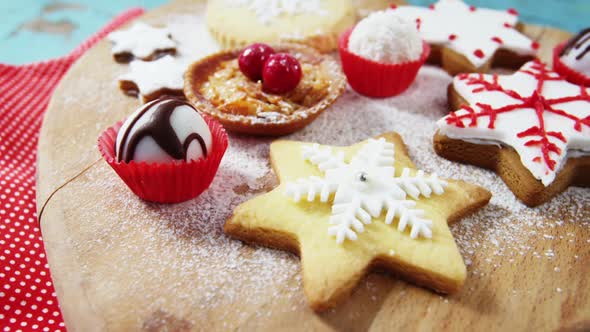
[435,60,590,206]
[391,0,538,75]
[118,55,187,103]
[225,132,491,311]
[107,22,176,63]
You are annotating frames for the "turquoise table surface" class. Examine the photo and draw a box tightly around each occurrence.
[0,0,587,65]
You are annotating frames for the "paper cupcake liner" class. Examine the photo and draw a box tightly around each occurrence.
[98,116,228,204]
[338,27,430,98]
[553,42,590,87]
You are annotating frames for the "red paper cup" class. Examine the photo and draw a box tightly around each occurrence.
[98,115,228,204]
[338,26,430,98]
[553,42,590,87]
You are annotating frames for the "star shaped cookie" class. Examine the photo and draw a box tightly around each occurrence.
[436,60,590,206]
[391,0,538,74]
[107,22,176,63]
[118,55,187,103]
[225,133,491,311]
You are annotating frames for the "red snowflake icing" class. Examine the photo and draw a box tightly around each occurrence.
[491,36,503,44]
[446,60,590,172]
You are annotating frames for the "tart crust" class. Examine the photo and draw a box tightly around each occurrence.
[184,43,346,136]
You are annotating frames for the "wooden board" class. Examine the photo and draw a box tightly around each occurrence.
[37,1,590,331]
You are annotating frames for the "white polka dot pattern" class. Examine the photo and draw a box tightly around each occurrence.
[0,8,144,331]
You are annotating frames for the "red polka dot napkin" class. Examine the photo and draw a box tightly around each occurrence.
[0,8,144,331]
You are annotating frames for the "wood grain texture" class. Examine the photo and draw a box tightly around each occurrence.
[37,1,590,331]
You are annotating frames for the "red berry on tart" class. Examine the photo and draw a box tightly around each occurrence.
[262,53,303,94]
[238,43,276,82]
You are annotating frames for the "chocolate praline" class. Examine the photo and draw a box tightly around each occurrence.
[116,97,212,163]
[560,27,590,76]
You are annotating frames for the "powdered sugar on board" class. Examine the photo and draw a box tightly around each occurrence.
[73,139,305,326]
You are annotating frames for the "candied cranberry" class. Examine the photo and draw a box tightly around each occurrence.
[238,43,275,81]
[262,53,302,94]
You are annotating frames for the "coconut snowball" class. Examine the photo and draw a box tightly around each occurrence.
[348,10,422,64]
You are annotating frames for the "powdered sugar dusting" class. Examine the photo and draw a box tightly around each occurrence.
[74,157,303,326]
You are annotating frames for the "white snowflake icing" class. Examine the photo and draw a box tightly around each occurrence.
[391,0,537,67]
[285,138,448,244]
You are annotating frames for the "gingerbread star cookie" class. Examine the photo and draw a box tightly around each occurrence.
[435,60,590,206]
[107,22,176,63]
[118,55,187,103]
[225,133,491,311]
[390,0,538,75]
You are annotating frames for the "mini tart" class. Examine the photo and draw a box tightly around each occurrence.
[206,0,356,53]
[184,43,346,136]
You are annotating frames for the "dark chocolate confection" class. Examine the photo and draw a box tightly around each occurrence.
[117,97,208,163]
[561,27,590,61]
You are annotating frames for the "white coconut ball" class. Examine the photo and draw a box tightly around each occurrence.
[348,10,423,64]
